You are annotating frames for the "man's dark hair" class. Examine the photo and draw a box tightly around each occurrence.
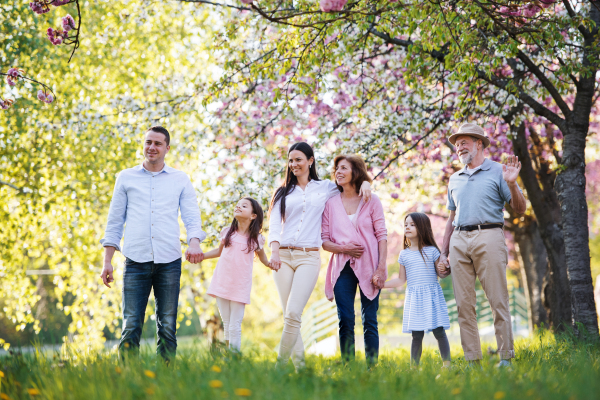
[148,126,170,146]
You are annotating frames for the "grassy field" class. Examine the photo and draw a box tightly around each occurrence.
[0,331,598,400]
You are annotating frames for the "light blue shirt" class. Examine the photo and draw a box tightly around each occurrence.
[447,158,520,227]
[100,164,206,263]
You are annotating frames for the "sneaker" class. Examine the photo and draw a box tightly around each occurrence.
[465,361,483,371]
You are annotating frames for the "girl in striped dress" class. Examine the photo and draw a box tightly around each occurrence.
[383,212,451,368]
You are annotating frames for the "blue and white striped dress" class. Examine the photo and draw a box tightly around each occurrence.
[400,246,450,333]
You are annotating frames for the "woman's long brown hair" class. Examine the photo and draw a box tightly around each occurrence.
[223,197,264,253]
[403,212,440,262]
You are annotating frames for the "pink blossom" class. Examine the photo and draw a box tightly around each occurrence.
[0,100,11,110]
[47,27,67,45]
[6,68,20,86]
[391,193,399,199]
[37,90,54,103]
[50,0,71,6]
[62,14,76,32]
[521,4,541,18]
[539,0,555,8]
[240,0,252,4]
[29,2,49,14]
[320,0,346,12]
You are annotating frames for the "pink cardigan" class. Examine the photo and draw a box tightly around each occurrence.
[321,193,388,301]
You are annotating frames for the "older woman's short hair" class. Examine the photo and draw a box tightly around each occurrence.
[332,154,373,194]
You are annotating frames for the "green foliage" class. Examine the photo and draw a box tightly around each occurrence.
[0,0,220,346]
[0,332,599,399]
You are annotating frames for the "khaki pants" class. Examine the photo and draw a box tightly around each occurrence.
[449,228,514,360]
[273,248,321,366]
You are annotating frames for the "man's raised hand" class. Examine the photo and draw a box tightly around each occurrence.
[502,155,521,184]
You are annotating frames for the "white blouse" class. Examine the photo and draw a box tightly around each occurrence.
[269,179,340,248]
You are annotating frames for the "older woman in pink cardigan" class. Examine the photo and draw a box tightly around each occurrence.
[321,154,387,365]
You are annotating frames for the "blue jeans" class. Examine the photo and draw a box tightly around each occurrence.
[333,262,380,364]
[120,257,181,361]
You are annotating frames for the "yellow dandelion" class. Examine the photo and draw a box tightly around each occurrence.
[27,388,40,396]
[144,370,156,379]
[0,371,4,378]
[124,342,130,348]
[494,392,506,400]
[145,385,156,395]
[0,393,11,400]
[526,390,535,397]
[115,366,122,374]
[209,380,224,388]
[451,388,461,395]
[234,388,252,396]
[211,365,222,373]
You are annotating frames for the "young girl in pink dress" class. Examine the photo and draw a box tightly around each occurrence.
[204,197,271,351]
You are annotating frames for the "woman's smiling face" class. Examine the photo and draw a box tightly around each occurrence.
[335,159,353,187]
[288,150,313,178]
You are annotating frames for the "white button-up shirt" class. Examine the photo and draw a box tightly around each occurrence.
[269,180,340,248]
[100,164,206,264]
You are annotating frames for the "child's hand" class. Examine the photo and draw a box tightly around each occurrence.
[436,257,451,277]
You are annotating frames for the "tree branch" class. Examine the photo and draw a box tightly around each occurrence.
[516,50,571,118]
[0,180,23,192]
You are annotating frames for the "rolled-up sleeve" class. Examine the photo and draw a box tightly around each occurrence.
[100,173,127,251]
[321,200,332,243]
[180,177,206,244]
[371,197,388,242]
[268,199,282,246]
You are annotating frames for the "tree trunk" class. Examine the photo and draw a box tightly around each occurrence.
[549,2,600,338]
[555,126,599,336]
[508,215,549,329]
[510,123,572,330]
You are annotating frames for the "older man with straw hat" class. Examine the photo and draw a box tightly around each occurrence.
[437,123,526,367]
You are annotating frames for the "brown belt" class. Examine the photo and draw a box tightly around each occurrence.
[279,246,320,252]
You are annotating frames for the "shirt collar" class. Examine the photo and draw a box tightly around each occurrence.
[138,163,171,174]
[459,158,491,175]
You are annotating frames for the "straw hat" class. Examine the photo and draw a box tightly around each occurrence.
[448,123,490,148]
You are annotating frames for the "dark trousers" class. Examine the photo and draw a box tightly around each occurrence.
[120,257,181,361]
[333,263,380,364]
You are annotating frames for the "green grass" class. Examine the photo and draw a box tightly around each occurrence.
[0,331,599,400]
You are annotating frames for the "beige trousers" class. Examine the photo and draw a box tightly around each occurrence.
[273,248,321,366]
[449,228,515,360]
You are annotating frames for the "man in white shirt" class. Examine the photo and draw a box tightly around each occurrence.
[100,126,206,362]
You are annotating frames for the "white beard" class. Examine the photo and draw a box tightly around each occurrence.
[459,147,478,165]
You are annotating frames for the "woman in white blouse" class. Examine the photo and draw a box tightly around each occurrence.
[269,142,371,368]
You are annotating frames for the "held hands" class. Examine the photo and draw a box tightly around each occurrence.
[185,239,205,264]
[100,263,114,288]
[371,268,386,290]
[269,251,281,272]
[343,243,365,258]
[502,155,521,184]
[436,255,451,277]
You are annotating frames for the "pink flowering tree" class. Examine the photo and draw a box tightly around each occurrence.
[1,0,80,110]
[186,0,600,335]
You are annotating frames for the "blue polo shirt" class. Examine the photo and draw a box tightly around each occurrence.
[447,158,519,227]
